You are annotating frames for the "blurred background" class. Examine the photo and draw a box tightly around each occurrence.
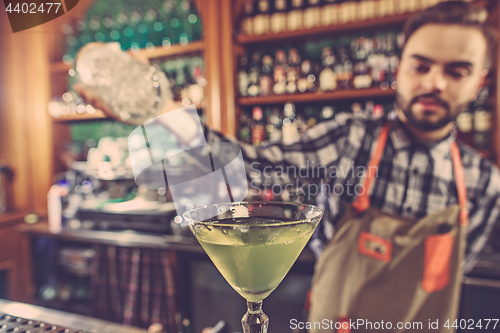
[0,0,499,332]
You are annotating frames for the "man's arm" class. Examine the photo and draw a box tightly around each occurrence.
[203,112,355,192]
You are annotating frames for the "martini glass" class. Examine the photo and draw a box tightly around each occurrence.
[183,202,323,333]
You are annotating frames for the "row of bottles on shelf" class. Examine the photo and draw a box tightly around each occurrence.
[60,0,202,63]
[238,31,402,97]
[238,100,393,145]
[239,89,496,156]
[152,56,206,105]
[240,0,449,36]
[456,87,495,157]
[49,55,206,119]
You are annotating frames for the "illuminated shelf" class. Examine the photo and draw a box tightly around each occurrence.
[135,40,203,59]
[236,13,413,45]
[51,109,108,122]
[51,101,206,122]
[49,40,204,73]
[238,87,396,106]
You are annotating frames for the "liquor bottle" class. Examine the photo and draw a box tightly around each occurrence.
[169,2,183,44]
[296,114,308,134]
[473,107,493,152]
[408,0,420,12]
[386,32,399,89]
[336,44,353,90]
[158,0,175,48]
[273,49,288,94]
[351,37,371,89]
[369,34,389,89]
[241,1,255,35]
[248,53,262,97]
[140,8,156,48]
[351,102,364,118]
[372,104,384,119]
[382,0,396,17]
[238,54,250,96]
[297,59,318,93]
[303,0,322,29]
[271,0,287,33]
[456,109,474,147]
[260,55,274,96]
[286,48,302,94]
[254,0,271,35]
[287,0,304,31]
[309,61,320,92]
[186,0,202,41]
[297,59,312,93]
[319,46,337,91]
[321,0,338,26]
[358,0,375,21]
[304,106,319,129]
[321,106,335,120]
[175,61,188,101]
[123,10,140,48]
[239,111,252,144]
[188,59,205,104]
[282,103,300,143]
[87,13,102,45]
[178,0,194,45]
[61,22,77,63]
[268,108,283,142]
[338,0,356,24]
[99,10,114,43]
[181,62,194,103]
[251,107,267,145]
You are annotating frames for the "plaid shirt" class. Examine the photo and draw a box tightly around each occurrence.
[207,113,500,273]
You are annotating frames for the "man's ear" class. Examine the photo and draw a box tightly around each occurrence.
[472,68,489,100]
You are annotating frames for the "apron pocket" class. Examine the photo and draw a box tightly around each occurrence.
[422,233,454,293]
[357,232,392,263]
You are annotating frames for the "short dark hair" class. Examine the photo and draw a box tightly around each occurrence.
[403,1,497,68]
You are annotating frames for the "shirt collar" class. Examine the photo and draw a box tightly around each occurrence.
[388,118,457,160]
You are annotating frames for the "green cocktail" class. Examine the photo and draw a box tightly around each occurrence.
[184,202,323,333]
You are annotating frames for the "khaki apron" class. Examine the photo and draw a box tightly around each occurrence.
[309,124,469,333]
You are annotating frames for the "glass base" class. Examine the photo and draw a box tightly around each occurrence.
[241,301,269,333]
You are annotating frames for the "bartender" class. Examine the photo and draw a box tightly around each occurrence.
[75,1,499,331]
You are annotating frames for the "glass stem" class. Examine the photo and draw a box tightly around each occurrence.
[241,301,269,333]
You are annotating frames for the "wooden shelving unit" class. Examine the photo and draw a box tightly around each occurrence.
[135,40,204,59]
[48,40,206,122]
[51,101,206,122]
[228,2,499,166]
[238,88,396,106]
[51,109,107,122]
[49,40,204,74]
[236,13,413,45]
[229,6,412,139]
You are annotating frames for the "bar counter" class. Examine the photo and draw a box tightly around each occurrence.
[0,298,147,332]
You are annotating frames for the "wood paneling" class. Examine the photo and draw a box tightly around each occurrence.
[199,0,222,131]
[0,11,54,215]
[220,0,237,137]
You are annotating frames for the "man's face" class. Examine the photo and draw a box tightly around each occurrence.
[396,24,488,132]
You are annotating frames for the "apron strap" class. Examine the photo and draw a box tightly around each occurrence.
[352,123,390,214]
[450,142,469,226]
[352,123,469,226]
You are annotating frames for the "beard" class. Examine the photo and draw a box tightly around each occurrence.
[396,91,466,132]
